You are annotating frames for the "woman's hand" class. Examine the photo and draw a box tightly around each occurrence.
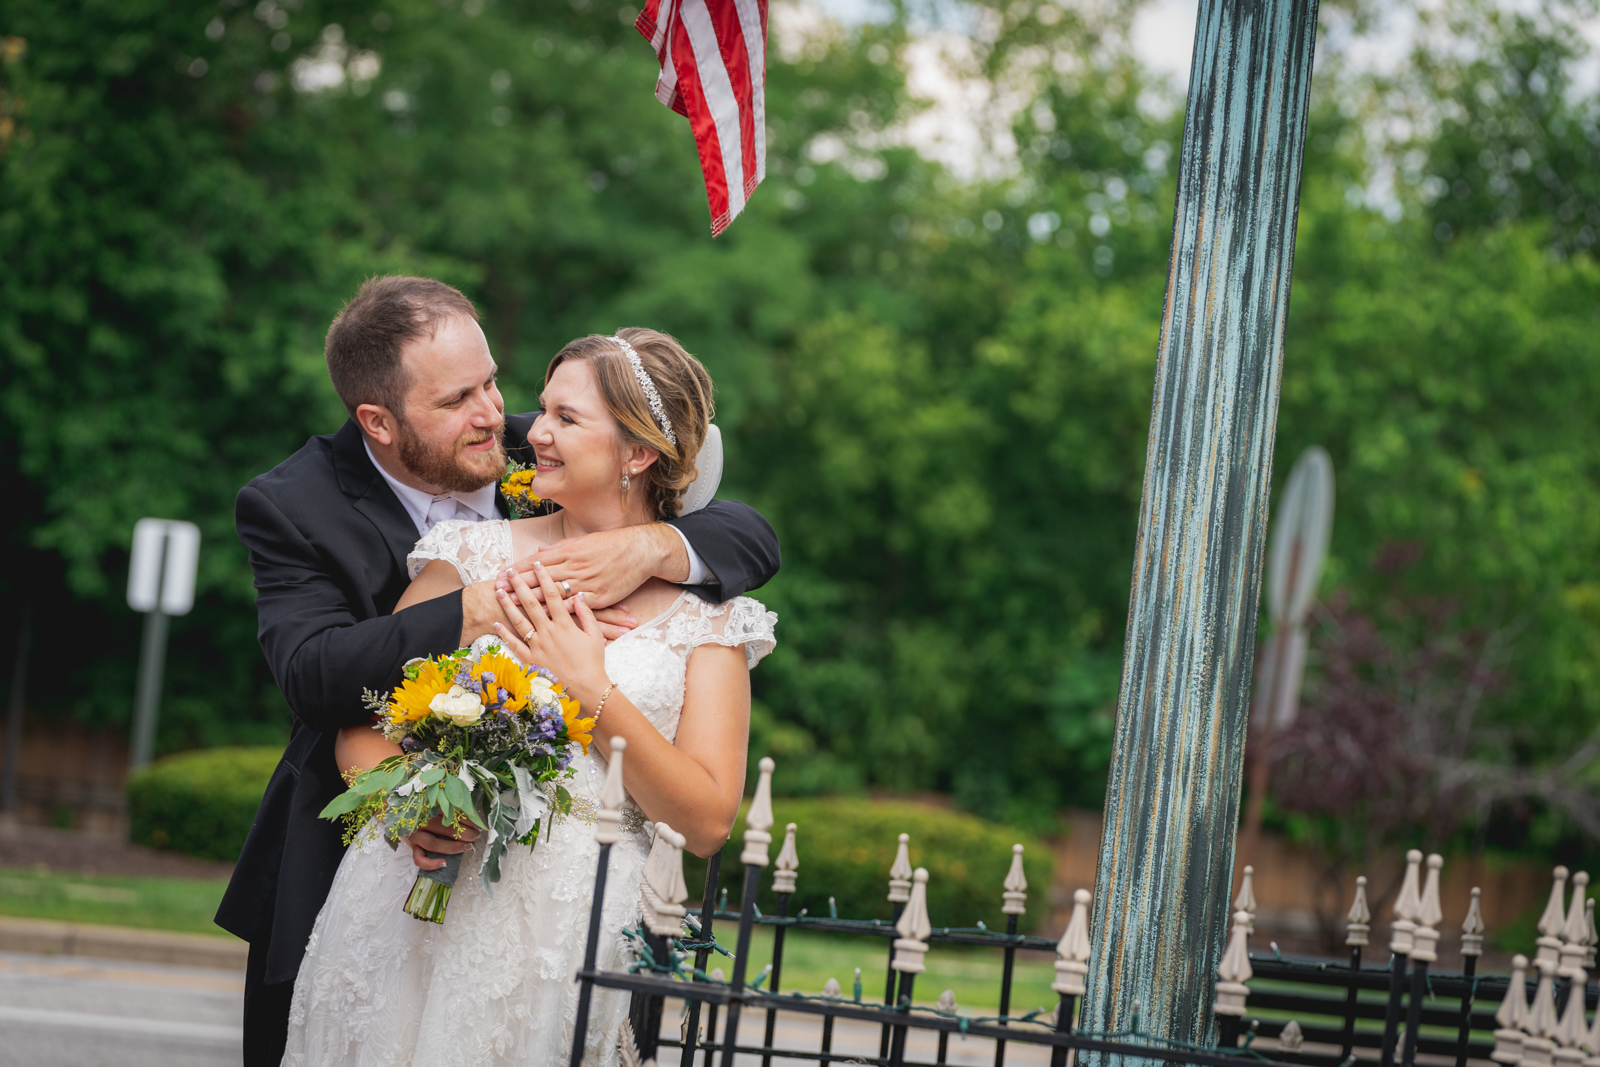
[491,561,611,703]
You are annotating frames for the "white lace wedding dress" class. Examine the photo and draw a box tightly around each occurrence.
[282,519,777,1067]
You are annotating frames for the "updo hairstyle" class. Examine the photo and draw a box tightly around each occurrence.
[545,328,713,520]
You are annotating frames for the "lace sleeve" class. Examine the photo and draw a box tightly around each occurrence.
[406,519,515,585]
[686,596,778,670]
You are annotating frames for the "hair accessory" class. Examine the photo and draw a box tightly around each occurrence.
[610,335,677,448]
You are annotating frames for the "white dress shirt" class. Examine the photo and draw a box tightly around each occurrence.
[364,440,713,586]
[364,441,497,536]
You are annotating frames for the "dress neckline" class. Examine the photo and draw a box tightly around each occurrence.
[612,589,693,644]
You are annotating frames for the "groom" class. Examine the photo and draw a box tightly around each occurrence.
[215,276,780,1065]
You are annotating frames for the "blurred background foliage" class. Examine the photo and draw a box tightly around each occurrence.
[1,0,1596,843]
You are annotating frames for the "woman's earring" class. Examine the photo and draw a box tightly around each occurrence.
[620,470,631,492]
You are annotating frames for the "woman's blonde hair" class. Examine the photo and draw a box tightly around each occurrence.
[545,328,714,519]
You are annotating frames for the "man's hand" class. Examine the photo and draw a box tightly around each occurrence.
[401,814,480,872]
[497,524,686,609]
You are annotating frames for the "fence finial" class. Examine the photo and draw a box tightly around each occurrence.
[1560,872,1590,979]
[1390,849,1424,954]
[641,822,689,937]
[1412,854,1444,963]
[1537,866,1571,967]
[888,833,913,904]
[740,757,775,867]
[1002,844,1028,916]
[1529,958,1561,1041]
[1346,875,1372,947]
[596,736,628,844]
[1053,888,1092,997]
[1555,965,1589,1056]
[1492,953,1529,1064]
[773,823,799,895]
[1213,908,1253,1017]
[1279,1020,1305,1053]
[1461,887,1485,958]
[1234,865,1258,935]
[892,868,932,975]
[1585,899,1597,971]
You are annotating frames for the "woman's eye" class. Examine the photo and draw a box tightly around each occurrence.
[560,414,575,425]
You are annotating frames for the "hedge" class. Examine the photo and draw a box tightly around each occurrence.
[684,797,1055,934]
[126,746,281,862]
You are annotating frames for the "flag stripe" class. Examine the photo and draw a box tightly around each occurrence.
[679,0,748,219]
[635,0,768,234]
[701,0,759,203]
[732,0,767,186]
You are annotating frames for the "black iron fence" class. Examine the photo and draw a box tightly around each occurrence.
[567,753,1587,1067]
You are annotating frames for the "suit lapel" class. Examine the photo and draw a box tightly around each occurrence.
[331,420,420,577]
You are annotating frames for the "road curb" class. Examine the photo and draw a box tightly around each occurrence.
[0,916,247,971]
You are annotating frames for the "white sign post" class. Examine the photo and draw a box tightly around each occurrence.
[1239,447,1334,865]
[126,518,201,771]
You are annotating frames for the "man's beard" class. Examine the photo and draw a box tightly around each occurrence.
[396,418,506,493]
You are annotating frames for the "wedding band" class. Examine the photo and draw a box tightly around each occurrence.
[558,580,573,598]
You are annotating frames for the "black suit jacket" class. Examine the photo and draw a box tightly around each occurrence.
[215,415,778,984]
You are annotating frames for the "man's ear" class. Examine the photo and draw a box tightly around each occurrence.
[355,403,399,447]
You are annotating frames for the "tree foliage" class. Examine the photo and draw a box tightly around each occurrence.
[1,0,1597,840]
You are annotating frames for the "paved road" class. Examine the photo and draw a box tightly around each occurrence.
[0,951,241,1067]
[0,949,1060,1067]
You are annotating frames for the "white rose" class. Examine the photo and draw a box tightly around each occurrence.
[430,685,486,726]
[528,676,559,706]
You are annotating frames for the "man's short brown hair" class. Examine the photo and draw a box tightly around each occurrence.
[325,276,479,418]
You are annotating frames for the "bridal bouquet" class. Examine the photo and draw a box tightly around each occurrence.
[320,644,596,923]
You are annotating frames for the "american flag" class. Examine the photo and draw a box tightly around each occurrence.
[635,0,768,236]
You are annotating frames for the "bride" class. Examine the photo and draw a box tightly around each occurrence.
[282,328,777,1066]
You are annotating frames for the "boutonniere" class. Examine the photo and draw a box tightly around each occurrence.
[500,461,545,518]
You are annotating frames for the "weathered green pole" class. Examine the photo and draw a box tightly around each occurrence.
[1082,0,1321,1053]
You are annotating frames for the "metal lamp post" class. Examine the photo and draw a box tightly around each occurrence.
[126,518,201,771]
[1083,0,1323,1051]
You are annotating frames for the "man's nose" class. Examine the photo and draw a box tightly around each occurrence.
[471,392,502,425]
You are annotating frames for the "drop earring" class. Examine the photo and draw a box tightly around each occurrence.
[620,469,631,492]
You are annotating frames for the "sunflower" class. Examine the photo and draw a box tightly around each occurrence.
[474,649,531,713]
[560,690,596,754]
[388,659,454,723]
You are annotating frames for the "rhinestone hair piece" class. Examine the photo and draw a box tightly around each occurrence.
[610,335,677,447]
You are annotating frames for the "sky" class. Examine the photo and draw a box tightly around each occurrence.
[788,0,1600,183]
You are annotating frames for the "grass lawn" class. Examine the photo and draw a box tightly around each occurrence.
[0,865,232,936]
[0,867,1058,1015]
[725,926,1059,1015]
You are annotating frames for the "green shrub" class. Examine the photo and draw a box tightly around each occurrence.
[126,746,281,862]
[684,797,1055,935]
